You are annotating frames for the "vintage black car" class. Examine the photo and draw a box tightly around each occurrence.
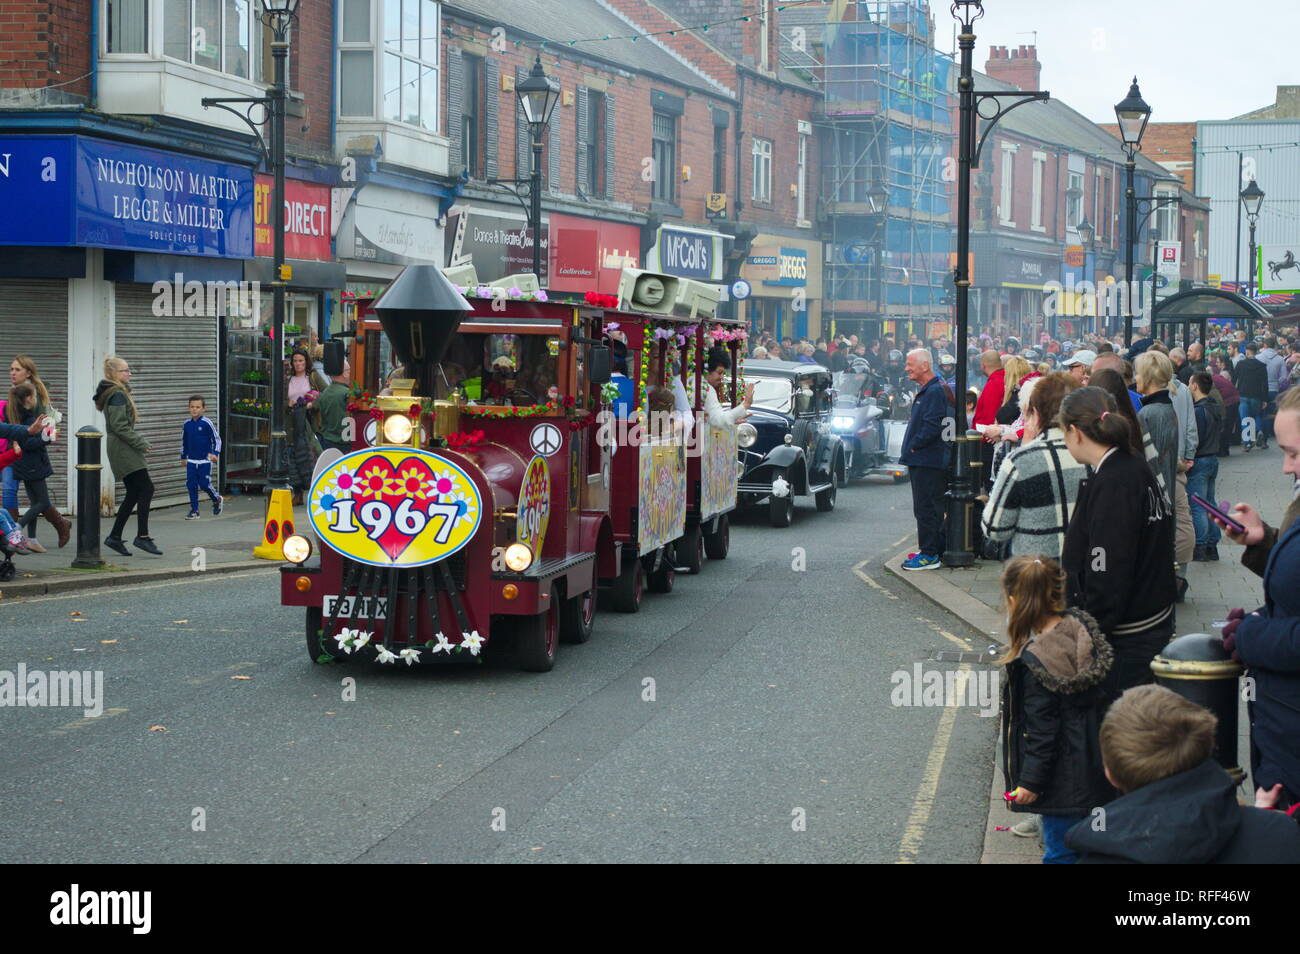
[737,361,845,526]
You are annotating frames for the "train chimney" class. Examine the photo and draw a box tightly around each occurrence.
[373,265,473,398]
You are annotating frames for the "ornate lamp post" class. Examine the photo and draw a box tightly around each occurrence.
[943,0,1048,567]
[1074,217,1093,334]
[1240,178,1265,298]
[490,56,561,279]
[1114,78,1151,347]
[202,0,300,504]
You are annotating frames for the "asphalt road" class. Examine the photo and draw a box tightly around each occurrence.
[0,477,996,863]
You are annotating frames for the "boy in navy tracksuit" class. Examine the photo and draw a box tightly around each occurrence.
[181,396,223,518]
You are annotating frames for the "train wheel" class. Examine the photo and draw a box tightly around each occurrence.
[560,578,596,644]
[518,587,560,672]
[306,607,342,664]
[770,468,794,528]
[648,545,676,593]
[679,526,704,574]
[609,558,644,613]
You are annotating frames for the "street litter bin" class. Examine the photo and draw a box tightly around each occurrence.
[1150,633,1243,782]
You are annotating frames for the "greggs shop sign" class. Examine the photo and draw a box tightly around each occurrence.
[254,174,331,260]
[0,135,253,257]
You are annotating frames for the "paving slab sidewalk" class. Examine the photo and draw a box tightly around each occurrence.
[0,493,279,600]
[886,442,1285,863]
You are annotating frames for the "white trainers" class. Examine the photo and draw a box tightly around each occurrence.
[1010,814,1041,838]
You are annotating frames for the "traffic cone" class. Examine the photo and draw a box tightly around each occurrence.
[253,487,297,560]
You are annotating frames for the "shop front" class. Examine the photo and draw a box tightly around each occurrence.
[0,133,254,510]
[337,182,448,393]
[739,238,822,343]
[997,248,1059,342]
[222,174,346,491]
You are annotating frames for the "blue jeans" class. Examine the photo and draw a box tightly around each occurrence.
[1041,814,1084,864]
[1187,456,1221,547]
[1239,397,1261,445]
[1,464,15,511]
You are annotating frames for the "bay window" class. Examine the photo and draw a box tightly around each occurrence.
[340,0,439,132]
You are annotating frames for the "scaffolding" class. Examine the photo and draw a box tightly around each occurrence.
[782,0,954,337]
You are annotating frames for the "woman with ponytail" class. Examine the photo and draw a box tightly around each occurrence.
[1060,387,1175,696]
[93,356,161,556]
[999,555,1114,864]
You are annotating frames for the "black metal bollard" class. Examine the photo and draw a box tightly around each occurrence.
[72,426,105,569]
[1150,633,1243,782]
[942,429,980,566]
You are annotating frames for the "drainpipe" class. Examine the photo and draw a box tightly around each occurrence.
[732,72,745,324]
[89,0,99,109]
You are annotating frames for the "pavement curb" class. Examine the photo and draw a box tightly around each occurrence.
[883,551,1007,647]
[0,559,273,600]
[883,549,1040,862]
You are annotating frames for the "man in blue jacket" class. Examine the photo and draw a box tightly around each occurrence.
[900,349,953,570]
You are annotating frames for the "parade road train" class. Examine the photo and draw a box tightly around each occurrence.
[278,264,742,671]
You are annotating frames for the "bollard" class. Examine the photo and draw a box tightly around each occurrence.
[72,426,106,569]
[942,429,980,566]
[1150,633,1244,782]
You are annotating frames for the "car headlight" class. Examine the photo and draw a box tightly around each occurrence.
[783,433,793,444]
[283,534,312,564]
[832,416,855,430]
[383,413,414,443]
[504,542,534,572]
[737,422,758,448]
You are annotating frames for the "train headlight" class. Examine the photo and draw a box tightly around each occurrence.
[283,534,313,564]
[383,413,414,444]
[736,422,758,448]
[504,542,534,572]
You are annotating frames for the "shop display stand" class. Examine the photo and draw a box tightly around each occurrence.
[225,328,272,489]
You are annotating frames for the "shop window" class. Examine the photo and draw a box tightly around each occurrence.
[577,89,607,198]
[106,0,149,53]
[752,137,772,204]
[339,0,439,132]
[651,111,677,204]
[162,0,255,80]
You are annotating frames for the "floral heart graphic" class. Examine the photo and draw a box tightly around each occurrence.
[349,454,445,562]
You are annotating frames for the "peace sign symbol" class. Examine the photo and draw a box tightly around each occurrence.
[530,422,563,457]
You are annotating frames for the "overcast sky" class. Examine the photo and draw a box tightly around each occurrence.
[939,0,1291,123]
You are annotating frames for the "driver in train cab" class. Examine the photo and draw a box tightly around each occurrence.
[608,339,637,419]
[485,355,517,402]
[702,346,755,426]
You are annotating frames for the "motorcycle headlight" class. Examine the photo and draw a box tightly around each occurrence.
[382,413,414,444]
[737,422,758,448]
[504,542,534,572]
[283,534,312,564]
[832,416,855,430]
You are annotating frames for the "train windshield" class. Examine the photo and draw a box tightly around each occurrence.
[438,332,560,405]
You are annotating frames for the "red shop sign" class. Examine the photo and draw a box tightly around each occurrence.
[254,175,332,261]
[547,212,641,297]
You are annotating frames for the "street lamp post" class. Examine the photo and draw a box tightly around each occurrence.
[1114,78,1151,347]
[943,1,1048,567]
[201,0,299,529]
[1075,217,1093,334]
[490,56,561,279]
[1241,178,1265,298]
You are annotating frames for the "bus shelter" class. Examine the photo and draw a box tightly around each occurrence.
[1152,288,1272,349]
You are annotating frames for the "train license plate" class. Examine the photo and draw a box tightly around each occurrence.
[322,595,389,619]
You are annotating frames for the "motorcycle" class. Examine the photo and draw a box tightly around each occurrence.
[830,368,887,482]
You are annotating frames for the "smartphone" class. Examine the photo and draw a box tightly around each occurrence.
[1188,492,1247,534]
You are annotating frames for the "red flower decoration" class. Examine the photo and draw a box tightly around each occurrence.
[369,408,384,420]
[408,402,422,418]
[562,395,576,408]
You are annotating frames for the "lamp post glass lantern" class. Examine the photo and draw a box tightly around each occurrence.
[1076,217,1094,250]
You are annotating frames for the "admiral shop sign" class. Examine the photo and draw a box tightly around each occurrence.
[1001,253,1054,288]
[0,135,253,257]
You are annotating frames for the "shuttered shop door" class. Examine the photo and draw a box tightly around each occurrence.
[0,280,70,510]
[114,285,219,506]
